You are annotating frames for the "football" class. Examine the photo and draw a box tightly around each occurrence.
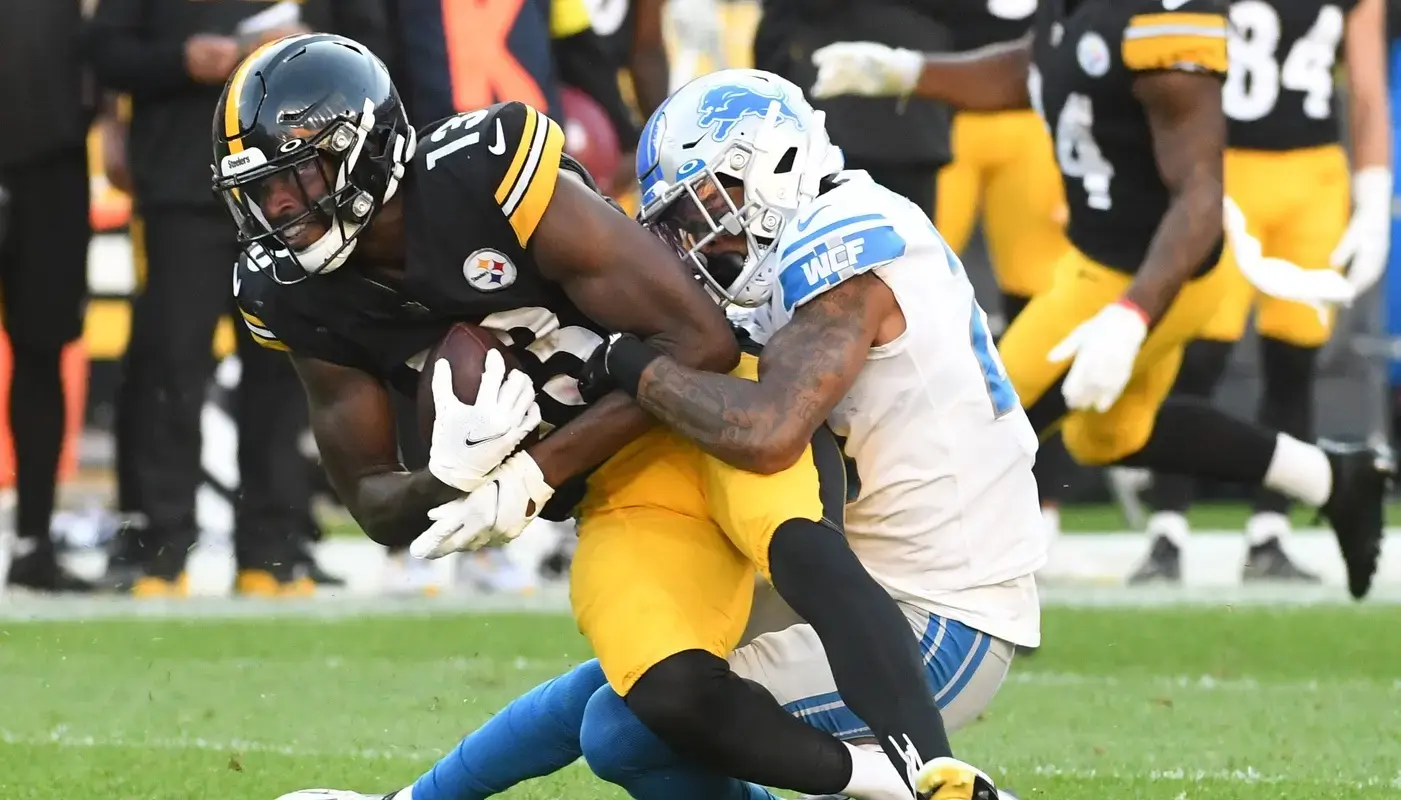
[416,322,536,449]
[560,84,622,189]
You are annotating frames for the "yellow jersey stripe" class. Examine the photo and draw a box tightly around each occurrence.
[495,106,541,206]
[1122,14,1228,73]
[250,330,291,352]
[504,114,565,247]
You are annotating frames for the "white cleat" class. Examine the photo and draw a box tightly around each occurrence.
[273,789,392,800]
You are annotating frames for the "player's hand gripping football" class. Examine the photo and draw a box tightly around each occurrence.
[427,350,542,493]
[810,42,924,99]
[412,452,555,558]
[1047,300,1149,413]
[1331,166,1392,295]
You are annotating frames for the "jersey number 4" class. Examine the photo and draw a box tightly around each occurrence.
[1030,67,1114,211]
[1224,1,1345,122]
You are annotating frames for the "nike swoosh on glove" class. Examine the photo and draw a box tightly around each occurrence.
[1331,166,1392,295]
[1047,300,1149,413]
[810,42,924,99]
[428,349,542,493]
[411,452,555,559]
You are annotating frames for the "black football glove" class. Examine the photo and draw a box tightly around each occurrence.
[577,333,664,403]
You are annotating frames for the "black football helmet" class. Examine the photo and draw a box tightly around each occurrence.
[212,34,416,284]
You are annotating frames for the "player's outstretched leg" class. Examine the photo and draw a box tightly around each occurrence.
[1118,398,1394,599]
[580,684,782,800]
[269,660,607,800]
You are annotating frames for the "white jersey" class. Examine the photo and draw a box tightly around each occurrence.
[747,171,1047,647]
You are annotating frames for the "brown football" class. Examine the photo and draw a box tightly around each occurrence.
[416,322,537,449]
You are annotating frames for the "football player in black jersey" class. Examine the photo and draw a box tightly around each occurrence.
[216,34,970,800]
[1136,0,1391,583]
[808,0,1392,599]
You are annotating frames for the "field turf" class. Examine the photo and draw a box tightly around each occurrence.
[2,603,1399,799]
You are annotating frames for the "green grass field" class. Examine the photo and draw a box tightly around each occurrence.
[3,605,1399,799]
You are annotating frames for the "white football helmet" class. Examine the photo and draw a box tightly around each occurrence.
[636,69,844,307]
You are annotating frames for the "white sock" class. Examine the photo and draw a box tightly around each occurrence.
[1146,511,1190,548]
[840,742,913,800]
[1245,511,1291,546]
[1262,434,1332,508]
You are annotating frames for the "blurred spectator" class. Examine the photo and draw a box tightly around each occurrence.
[85,0,389,597]
[753,0,953,217]
[0,0,97,592]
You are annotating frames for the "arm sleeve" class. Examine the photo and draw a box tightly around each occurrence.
[472,101,569,249]
[85,0,192,98]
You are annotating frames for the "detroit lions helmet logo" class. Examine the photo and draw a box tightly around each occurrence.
[695,84,806,140]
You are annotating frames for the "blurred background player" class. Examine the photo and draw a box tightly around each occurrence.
[1134,0,1392,583]
[85,0,389,597]
[753,0,954,218]
[934,0,1075,542]
[809,0,1394,600]
[0,0,96,592]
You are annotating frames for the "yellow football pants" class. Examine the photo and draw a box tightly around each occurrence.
[997,249,1234,465]
[570,353,842,695]
[937,109,1069,300]
[1200,144,1351,347]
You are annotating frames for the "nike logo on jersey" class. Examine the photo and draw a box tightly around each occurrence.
[488,120,507,155]
[795,208,822,232]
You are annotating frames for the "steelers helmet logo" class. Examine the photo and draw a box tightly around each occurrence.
[464,249,517,292]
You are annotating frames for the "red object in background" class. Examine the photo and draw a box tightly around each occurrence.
[0,335,88,487]
[560,85,621,188]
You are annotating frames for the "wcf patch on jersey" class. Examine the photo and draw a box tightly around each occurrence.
[464,249,517,292]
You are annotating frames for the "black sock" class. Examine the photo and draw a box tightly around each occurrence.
[626,650,855,794]
[1146,339,1235,513]
[1253,338,1318,515]
[769,517,952,780]
[1117,397,1277,484]
[9,342,66,540]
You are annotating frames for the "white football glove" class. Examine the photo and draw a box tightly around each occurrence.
[427,350,542,493]
[810,42,924,99]
[1224,196,1355,324]
[1047,300,1149,413]
[411,452,555,559]
[1332,166,1392,295]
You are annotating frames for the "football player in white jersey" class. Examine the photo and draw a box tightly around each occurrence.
[274,70,1034,800]
[574,67,1043,800]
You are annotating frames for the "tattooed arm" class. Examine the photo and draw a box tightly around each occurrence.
[1123,69,1226,321]
[633,273,897,473]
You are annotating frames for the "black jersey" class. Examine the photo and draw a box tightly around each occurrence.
[1224,0,1359,151]
[1029,0,1228,275]
[947,0,1038,52]
[589,0,636,68]
[234,100,607,430]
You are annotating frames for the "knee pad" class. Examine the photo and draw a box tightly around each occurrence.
[625,649,732,749]
[581,685,678,783]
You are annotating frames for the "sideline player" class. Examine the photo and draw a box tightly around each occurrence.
[272,68,1037,800]
[216,36,976,800]
[807,0,1393,598]
[1134,0,1392,583]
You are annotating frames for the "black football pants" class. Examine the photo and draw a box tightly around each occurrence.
[117,207,312,579]
[0,148,90,555]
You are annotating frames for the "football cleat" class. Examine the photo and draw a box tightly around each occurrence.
[272,790,396,800]
[913,757,999,800]
[1316,440,1396,600]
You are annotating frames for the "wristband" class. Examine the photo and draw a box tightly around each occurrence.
[606,335,664,397]
[1115,297,1151,327]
